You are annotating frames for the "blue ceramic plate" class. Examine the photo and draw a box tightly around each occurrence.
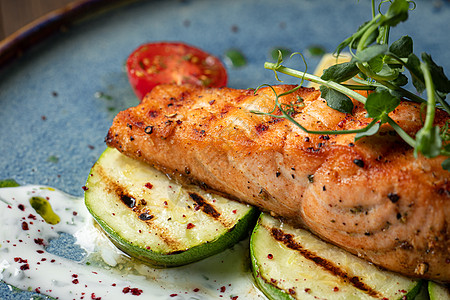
[0,0,449,299]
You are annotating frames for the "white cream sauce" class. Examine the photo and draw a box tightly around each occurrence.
[0,185,264,299]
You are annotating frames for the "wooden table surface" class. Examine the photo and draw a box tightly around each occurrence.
[0,0,74,41]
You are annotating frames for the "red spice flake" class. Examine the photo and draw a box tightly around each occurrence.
[73,211,78,216]
[35,287,41,293]
[20,264,30,270]
[14,257,27,263]
[91,293,101,300]
[219,286,226,293]
[270,278,277,284]
[232,209,237,214]
[36,250,44,254]
[82,186,89,191]
[163,201,168,206]
[28,214,37,220]
[34,238,45,245]
[50,259,56,263]
[231,297,238,300]
[170,294,178,297]
[193,288,200,292]
[288,288,296,295]
[130,288,143,296]
[267,253,273,259]
[72,279,79,284]
[72,274,78,278]
[122,286,142,296]
[186,223,195,229]
[333,287,339,292]
[304,288,311,293]
[18,204,25,211]
[7,205,12,209]
[112,283,117,287]
[145,182,153,189]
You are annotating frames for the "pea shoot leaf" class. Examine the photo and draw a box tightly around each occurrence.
[442,158,450,171]
[389,35,413,58]
[319,86,354,114]
[321,62,360,83]
[415,126,442,158]
[354,44,388,63]
[421,53,450,93]
[368,54,384,73]
[382,0,409,26]
[406,53,425,93]
[355,122,381,141]
[365,90,400,123]
[377,63,400,81]
[391,73,408,87]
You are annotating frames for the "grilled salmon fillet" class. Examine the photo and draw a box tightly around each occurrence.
[106,84,450,281]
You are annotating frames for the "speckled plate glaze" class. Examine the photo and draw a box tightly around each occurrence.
[0,0,449,299]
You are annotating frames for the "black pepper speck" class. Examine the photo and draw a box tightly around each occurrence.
[353,159,364,168]
[388,193,400,203]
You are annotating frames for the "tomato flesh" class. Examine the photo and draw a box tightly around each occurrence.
[126,42,227,100]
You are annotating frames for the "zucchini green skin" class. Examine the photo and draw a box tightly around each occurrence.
[0,178,20,187]
[250,213,422,300]
[428,281,450,300]
[85,147,258,267]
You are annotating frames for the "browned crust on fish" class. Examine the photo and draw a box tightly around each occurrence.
[106,84,450,281]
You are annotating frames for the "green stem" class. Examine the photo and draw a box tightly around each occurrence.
[341,84,376,90]
[264,62,367,104]
[387,117,416,147]
[436,95,450,114]
[355,62,424,105]
[357,23,380,52]
[371,0,376,18]
[420,62,436,131]
[251,112,379,136]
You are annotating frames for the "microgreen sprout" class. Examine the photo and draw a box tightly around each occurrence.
[258,0,450,170]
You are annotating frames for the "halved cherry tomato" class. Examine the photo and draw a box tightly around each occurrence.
[126,42,228,100]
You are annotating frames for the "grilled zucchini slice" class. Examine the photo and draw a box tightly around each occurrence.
[84,147,258,267]
[250,213,422,300]
[428,281,450,300]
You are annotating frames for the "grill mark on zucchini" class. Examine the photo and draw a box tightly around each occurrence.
[269,226,382,298]
[120,194,137,208]
[95,165,183,250]
[189,192,221,218]
[188,192,237,228]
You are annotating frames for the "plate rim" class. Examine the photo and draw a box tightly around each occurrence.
[0,0,139,69]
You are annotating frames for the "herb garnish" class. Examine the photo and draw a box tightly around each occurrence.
[254,0,450,170]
